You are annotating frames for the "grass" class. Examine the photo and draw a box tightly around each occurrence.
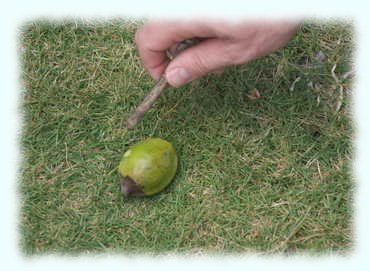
[20,20,353,255]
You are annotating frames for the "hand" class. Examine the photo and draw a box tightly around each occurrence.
[135,19,299,87]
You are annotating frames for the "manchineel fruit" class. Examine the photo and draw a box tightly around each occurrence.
[118,138,178,197]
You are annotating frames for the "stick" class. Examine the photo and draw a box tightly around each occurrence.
[126,76,168,129]
[126,39,199,129]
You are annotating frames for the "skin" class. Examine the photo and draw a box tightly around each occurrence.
[135,19,300,87]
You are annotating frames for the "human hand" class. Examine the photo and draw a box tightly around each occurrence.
[135,19,299,87]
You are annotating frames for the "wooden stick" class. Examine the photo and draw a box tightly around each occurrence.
[126,76,168,129]
[126,39,199,129]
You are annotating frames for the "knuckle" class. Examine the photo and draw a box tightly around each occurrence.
[224,44,245,65]
[190,53,211,75]
[135,22,161,50]
[135,22,158,43]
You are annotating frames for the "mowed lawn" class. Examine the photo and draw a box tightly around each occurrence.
[20,21,353,254]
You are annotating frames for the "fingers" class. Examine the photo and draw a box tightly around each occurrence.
[135,20,300,87]
[135,27,168,80]
[164,38,235,87]
[135,20,215,80]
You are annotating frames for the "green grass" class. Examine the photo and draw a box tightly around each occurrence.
[20,20,353,255]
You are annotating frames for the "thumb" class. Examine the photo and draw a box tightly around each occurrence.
[165,39,233,87]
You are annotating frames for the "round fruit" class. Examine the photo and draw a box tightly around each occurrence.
[118,138,178,197]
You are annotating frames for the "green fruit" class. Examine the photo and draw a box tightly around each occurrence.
[118,138,178,197]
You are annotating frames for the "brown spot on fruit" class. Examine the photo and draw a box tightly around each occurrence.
[120,175,145,197]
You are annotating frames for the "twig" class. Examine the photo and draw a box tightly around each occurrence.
[289,76,301,92]
[126,76,168,129]
[316,160,323,182]
[335,85,344,113]
[331,64,339,84]
[126,39,199,129]
[331,63,344,113]
[342,69,354,80]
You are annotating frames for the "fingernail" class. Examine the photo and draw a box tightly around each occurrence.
[166,67,191,87]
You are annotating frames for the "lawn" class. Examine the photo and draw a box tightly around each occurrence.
[20,20,353,254]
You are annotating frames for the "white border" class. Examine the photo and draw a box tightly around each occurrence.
[1,1,369,270]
